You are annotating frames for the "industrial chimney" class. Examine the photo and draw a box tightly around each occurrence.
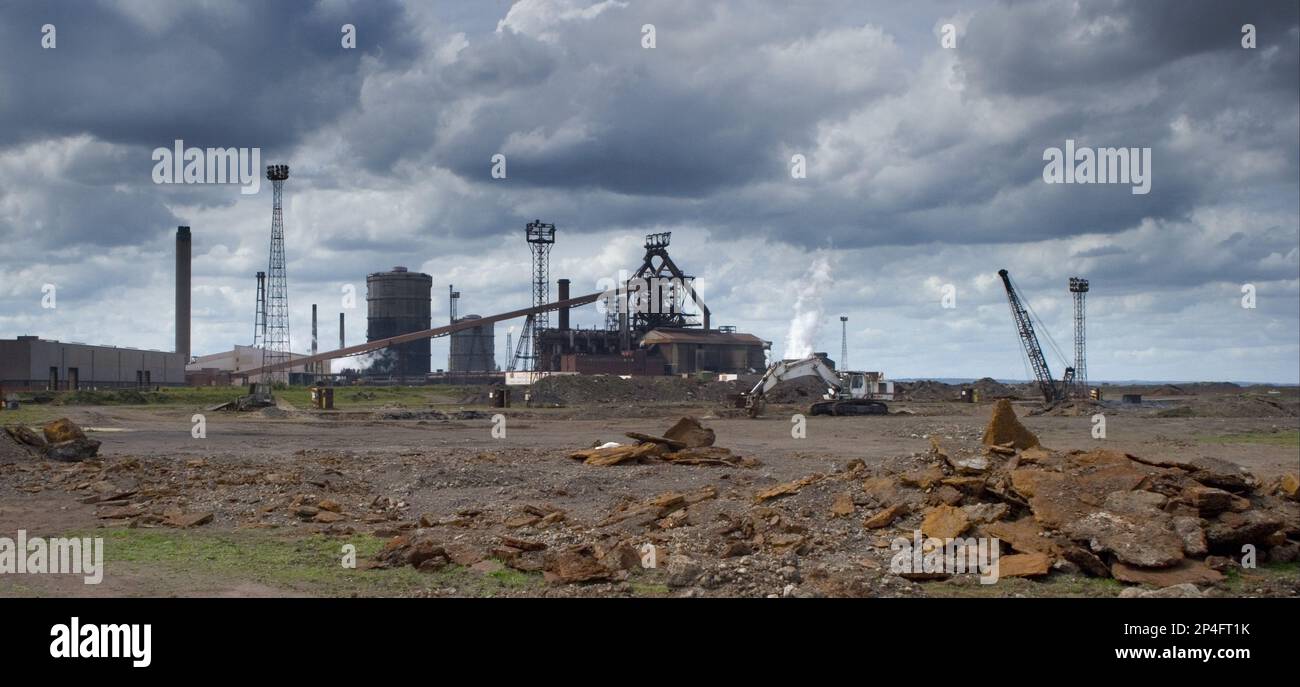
[176,226,191,361]
[557,278,571,331]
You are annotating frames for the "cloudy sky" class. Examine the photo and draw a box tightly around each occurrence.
[1,0,1297,383]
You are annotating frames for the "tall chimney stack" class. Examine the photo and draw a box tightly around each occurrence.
[311,304,318,356]
[339,312,345,350]
[175,226,191,361]
[557,278,571,331]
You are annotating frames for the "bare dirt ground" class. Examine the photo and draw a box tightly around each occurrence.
[1,385,1297,598]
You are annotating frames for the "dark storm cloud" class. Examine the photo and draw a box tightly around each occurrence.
[0,0,420,150]
[961,0,1300,95]
[327,0,1297,251]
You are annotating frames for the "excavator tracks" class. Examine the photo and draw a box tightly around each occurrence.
[809,399,889,416]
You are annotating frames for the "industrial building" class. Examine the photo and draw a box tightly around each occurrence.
[0,336,186,390]
[186,345,321,386]
[524,232,769,376]
[0,225,193,391]
[366,266,432,379]
[639,328,767,375]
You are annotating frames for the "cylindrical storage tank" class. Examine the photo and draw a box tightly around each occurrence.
[366,267,433,378]
[449,314,495,372]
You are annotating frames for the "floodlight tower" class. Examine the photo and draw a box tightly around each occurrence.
[512,220,556,371]
[840,316,848,371]
[1069,277,1089,398]
[261,164,291,384]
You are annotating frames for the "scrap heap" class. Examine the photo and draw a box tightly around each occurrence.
[861,399,1300,585]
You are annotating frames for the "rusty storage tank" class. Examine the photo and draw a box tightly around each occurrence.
[448,314,495,372]
[366,266,432,378]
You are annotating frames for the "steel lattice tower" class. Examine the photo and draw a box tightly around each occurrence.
[1069,277,1089,398]
[511,220,555,371]
[261,164,291,384]
[252,271,267,348]
[840,316,848,370]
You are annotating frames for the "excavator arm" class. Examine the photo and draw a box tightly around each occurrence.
[748,356,842,398]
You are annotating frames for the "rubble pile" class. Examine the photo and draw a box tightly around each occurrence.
[897,378,1020,402]
[569,417,758,468]
[896,380,956,402]
[970,377,1018,399]
[856,402,1300,588]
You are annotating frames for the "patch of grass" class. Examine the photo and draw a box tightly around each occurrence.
[486,566,533,587]
[921,573,1125,598]
[0,405,63,426]
[78,528,427,595]
[629,580,670,597]
[1198,429,1300,447]
[1218,561,1299,594]
[57,528,541,597]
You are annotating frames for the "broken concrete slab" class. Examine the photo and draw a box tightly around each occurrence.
[1129,454,1259,492]
[755,473,823,503]
[920,505,970,539]
[1184,484,1237,513]
[899,465,945,489]
[1010,450,1152,528]
[1063,546,1111,577]
[1064,510,1185,568]
[863,503,908,529]
[961,502,1009,525]
[998,552,1052,578]
[1111,559,1224,586]
[1204,510,1285,548]
[1172,516,1208,556]
[570,442,664,466]
[986,517,1063,556]
[862,476,901,505]
[543,546,613,584]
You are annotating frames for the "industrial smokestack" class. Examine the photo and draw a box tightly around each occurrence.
[311,304,318,356]
[557,278,570,331]
[339,312,345,350]
[175,226,191,361]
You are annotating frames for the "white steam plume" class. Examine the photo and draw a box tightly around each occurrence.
[782,253,834,360]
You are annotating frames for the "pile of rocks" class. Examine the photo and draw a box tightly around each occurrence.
[861,399,1299,587]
